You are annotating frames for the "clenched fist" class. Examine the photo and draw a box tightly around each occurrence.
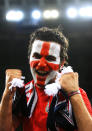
[59,72,79,94]
[4,69,22,98]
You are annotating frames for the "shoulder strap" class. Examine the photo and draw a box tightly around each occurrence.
[25,81,38,118]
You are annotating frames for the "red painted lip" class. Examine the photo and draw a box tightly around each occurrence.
[37,76,46,80]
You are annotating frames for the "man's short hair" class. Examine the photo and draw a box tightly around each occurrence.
[28,27,69,65]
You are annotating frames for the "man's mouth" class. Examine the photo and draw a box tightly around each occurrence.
[36,70,50,76]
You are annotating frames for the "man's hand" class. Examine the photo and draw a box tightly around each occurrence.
[59,72,79,94]
[4,69,22,99]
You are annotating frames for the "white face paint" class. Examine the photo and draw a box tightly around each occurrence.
[29,40,61,88]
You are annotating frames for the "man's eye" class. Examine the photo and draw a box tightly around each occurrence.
[46,55,56,61]
[32,53,42,59]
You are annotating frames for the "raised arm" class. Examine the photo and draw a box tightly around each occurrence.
[59,72,92,131]
[70,90,92,131]
[0,69,22,131]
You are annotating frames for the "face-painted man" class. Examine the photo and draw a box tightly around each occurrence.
[30,40,61,88]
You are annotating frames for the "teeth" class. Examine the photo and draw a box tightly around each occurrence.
[36,70,49,76]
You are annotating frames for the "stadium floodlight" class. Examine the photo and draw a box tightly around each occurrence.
[51,10,59,19]
[6,10,24,21]
[43,9,59,19]
[31,10,41,20]
[43,10,51,19]
[86,6,92,17]
[79,6,92,17]
[79,8,86,17]
[67,7,78,18]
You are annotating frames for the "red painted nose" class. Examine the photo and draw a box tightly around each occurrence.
[37,57,47,68]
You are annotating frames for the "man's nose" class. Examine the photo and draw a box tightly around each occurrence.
[37,57,47,68]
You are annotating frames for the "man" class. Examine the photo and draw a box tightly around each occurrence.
[0,27,92,131]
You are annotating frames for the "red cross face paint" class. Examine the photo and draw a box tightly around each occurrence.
[30,40,61,88]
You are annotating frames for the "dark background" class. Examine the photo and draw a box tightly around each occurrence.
[0,21,92,99]
[0,1,92,130]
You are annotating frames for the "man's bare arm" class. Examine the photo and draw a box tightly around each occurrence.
[0,85,15,131]
[0,69,22,131]
[59,72,92,131]
[70,93,92,131]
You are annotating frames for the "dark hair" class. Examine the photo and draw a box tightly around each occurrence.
[28,27,69,65]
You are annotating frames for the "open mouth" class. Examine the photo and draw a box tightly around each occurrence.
[36,70,50,76]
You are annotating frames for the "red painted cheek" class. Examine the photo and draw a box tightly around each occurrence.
[30,61,39,68]
[47,62,59,71]
[30,60,59,71]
